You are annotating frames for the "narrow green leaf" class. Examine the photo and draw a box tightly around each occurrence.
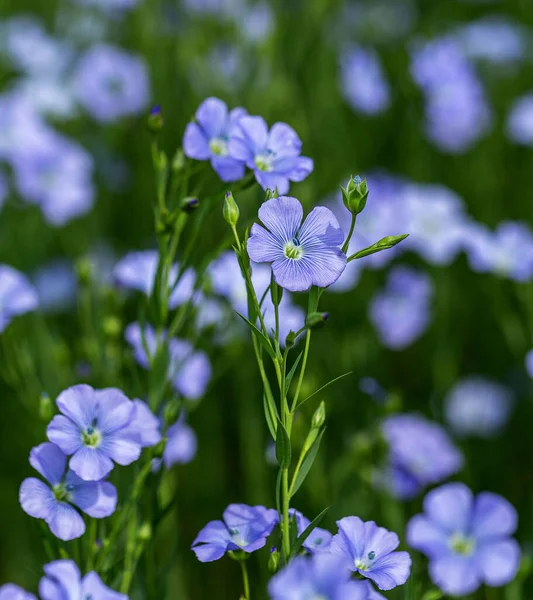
[290,428,325,497]
[275,419,291,469]
[289,506,330,559]
[263,393,278,441]
[235,310,276,359]
[297,372,352,408]
[347,234,409,262]
[275,469,282,522]
[285,352,303,391]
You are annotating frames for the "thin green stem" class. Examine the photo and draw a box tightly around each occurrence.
[281,468,291,559]
[342,212,356,254]
[292,330,312,411]
[85,519,97,571]
[240,559,251,600]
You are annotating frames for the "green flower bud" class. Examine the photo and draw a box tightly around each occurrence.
[301,427,319,455]
[153,439,166,458]
[285,330,296,349]
[172,149,186,173]
[75,257,92,285]
[341,175,369,215]
[163,398,180,425]
[223,191,240,226]
[181,196,199,213]
[137,522,152,541]
[268,548,280,574]
[147,105,163,133]
[305,312,329,330]
[102,316,122,338]
[39,393,53,423]
[312,401,326,429]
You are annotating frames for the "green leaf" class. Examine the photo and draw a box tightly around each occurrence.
[290,428,325,497]
[285,352,303,391]
[235,310,276,359]
[420,591,444,600]
[297,372,352,408]
[263,393,278,441]
[275,419,291,469]
[289,506,330,559]
[347,234,409,262]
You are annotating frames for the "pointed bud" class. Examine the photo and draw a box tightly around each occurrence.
[75,257,92,285]
[285,330,296,349]
[39,393,53,423]
[172,148,186,173]
[223,191,240,226]
[312,401,326,429]
[137,522,152,541]
[268,548,280,574]
[265,187,279,200]
[305,312,329,330]
[163,398,180,426]
[341,175,369,215]
[181,196,199,213]
[147,105,163,133]
[270,280,283,307]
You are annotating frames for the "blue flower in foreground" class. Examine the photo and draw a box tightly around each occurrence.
[269,554,383,600]
[164,413,198,468]
[407,483,521,596]
[72,44,150,122]
[47,385,142,481]
[507,93,533,146]
[381,414,464,500]
[192,504,278,562]
[291,509,333,553]
[113,250,196,310]
[0,584,35,600]
[247,196,346,292]
[229,117,313,194]
[39,560,127,600]
[0,264,39,333]
[331,517,411,590]
[125,322,211,401]
[20,442,117,541]
[183,97,248,182]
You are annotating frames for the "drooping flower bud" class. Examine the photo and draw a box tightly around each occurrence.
[305,312,329,330]
[223,191,240,226]
[181,196,199,213]
[147,105,164,133]
[341,175,369,215]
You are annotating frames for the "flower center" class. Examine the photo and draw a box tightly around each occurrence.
[284,237,304,260]
[53,483,74,503]
[355,550,377,571]
[209,137,228,156]
[254,150,274,172]
[450,532,475,556]
[229,527,247,547]
[82,424,102,448]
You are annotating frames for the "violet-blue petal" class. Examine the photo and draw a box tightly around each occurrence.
[298,206,344,247]
[472,492,518,539]
[55,384,98,429]
[130,400,162,448]
[267,123,302,157]
[195,97,228,139]
[80,572,127,600]
[39,560,81,600]
[19,478,55,520]
[47,415,84,456]
[183,122,211,160]
[172,350,211,400]
[476,539,521,587]
[94,387,135,434]
[29,442,67,486]
[423,483,473,533]
[364,551,411,591]
[164,419,197,468]
[257,196,303,242]
[406,514,449,558]
[211,155,245,182]
[192,520,232,562]
[231,115,269,159]
[254,171,291,195]
[70,476,117,518]
[0,584,36,600]
[102,433,142,466]
[69,447,114,481]
[428,555,479,597]
[113,250,159,296]
[247,224,281,263]
[48,503,86,541]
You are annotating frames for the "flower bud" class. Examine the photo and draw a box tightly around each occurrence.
[341,175,369,215]
[147,105,163,133]
[223,191,240,226]
[285,330,296,349]
[153,440,166,459]
[39,393,53,423]
[312,401,326,429]
[102,316,121,338]
[172,149,186,173]
[75,257,92,285]
[265,188,279,200]
[305,312,328,330]
[137,522,152,541]
[268,548,280,574]
[181,196,199,213]
[163,398,180,425]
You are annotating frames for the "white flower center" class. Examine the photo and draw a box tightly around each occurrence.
[254,150,274,172]
[284,238,304,260]
[209,137,228,156]
[82,425,102,448]
[355,550,376,571]
[449,532,475,556]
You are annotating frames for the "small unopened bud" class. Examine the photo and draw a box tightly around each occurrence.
[285,330,296,349]
[75,257,92,285]
[147,105,163,133]
[137,522,152,541]
[172,149,186,173]
[341,175,369,215]
[181,196,199,213]
[163,399,180,426]
[312,401,326,429]
[305,312,328,330]
[153,440,166,459]
[102,316,121,338]
[39,393,53,423]
[223,191,239,226]
[268,548,280,574]
[265,188,279,200]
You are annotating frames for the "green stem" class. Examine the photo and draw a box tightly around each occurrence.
[85,519,97,571]
[281,468,291,560]
[342,213,356,254]
[240,559,251,600]
[292,330,312,411]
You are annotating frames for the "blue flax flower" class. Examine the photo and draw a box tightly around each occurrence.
[331,517,411,590]
[47,384,142,481]
[407,483,521,596]
[507,93,533,146]
[183,97,248,182]
[291,509,333,553]
[39,559,127,600]
[164,413,197,468]
[0,265,39,333]
[192,504,278,562]
[229,117,313,194]
[247,196,346,292]
[380,414,464,500]
[0,585,35,600]
[269,554,383,600]
[20,442,117,541]
[129,400,163,448]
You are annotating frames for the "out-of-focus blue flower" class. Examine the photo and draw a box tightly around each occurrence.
[192,504,278,562]
[47,384,142,481]
[331,517,411,590]
[247,196,346,292]
[0,171,7,211]
[125,323,211,401]
[0,264,39,333]
[12,129,95,226]
[506,93,533,146]
[237,2,274,43]
[229,118,313,194]
[269,554,381,600]
[164,413,197,468]
[339,46,391,115]
[72,0,141,9]
[407,483,521,596]
[113,250,196,310]
[455,17,526,64]
[381,414,464,500]
[0,584,36,600]
[464,221,533,281]
[33,260,77,313]
[410,37,491,153]
[72,44,150,122]
[401,183,470,265]
[182,0,241,16]
[369,267,433,349]
[20,442,117,541]
[183,98,248,182]
[526,349,533,379]
[291,509,333,553]
[12,77,77,120]
[39,560,127,600]
[445,377,513,438]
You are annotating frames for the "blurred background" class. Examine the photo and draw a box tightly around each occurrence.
[1,0,533,598]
